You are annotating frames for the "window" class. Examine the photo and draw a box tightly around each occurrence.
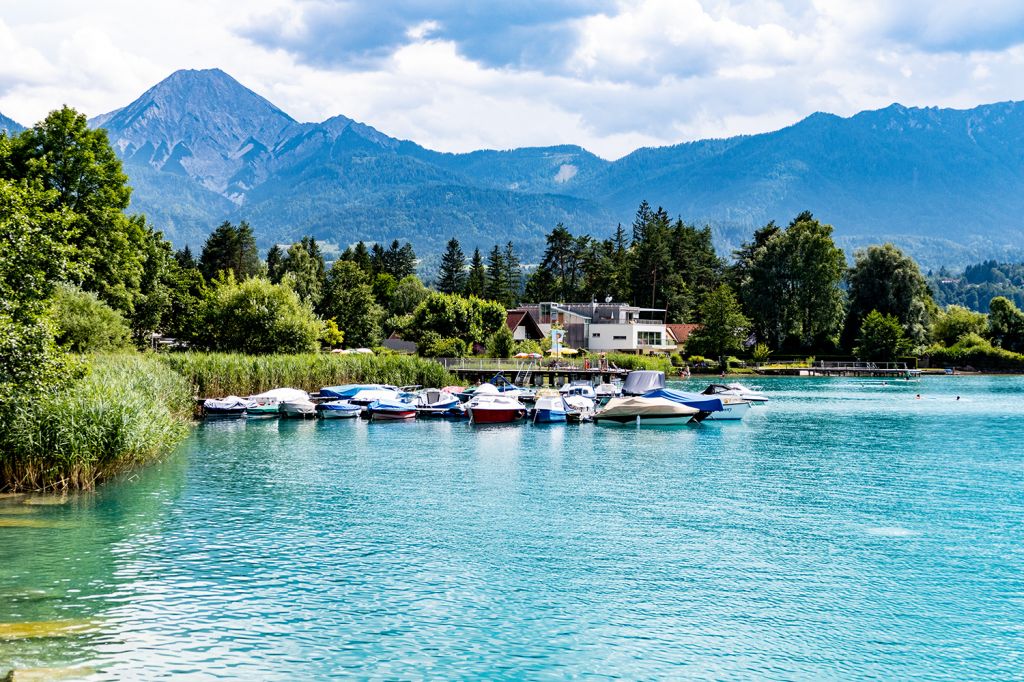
[613,335,627,340]
[591,332,601,338]
[638,331,662,346]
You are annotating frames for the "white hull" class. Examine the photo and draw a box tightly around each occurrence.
[703,400,752,420]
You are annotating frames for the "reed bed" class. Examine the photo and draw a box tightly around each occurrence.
[0,354,194,492]
[604,353,674,373]
[160,352,455,398]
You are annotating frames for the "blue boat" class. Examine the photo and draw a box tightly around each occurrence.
[320,384,394,400]
[643,388,725,415]
[533,394,568,423]
[366,398,417,421]
[315,400,361,419]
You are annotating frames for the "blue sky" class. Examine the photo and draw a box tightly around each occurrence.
[2,0,1024,158]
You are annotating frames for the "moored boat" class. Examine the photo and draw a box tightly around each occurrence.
[643,387,725,419]
[202,396,254,418]
[247,387,308,418]
[279,397,317,419]
[701,383,769,404]
[559,381,597,400]
[316,400,361,419]
[466,385,526,424]
[319,384,396,400]
[594,397,700,426]
[703,397,752,421]
[533,392,568,424]
[564,394,596,422]
[415,389,466,418]
[366,398,417,421]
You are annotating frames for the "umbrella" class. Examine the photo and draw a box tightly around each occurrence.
[514,352,543,359]
[547,347,579,356]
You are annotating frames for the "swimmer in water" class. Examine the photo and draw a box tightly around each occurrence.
[915,394,921,399]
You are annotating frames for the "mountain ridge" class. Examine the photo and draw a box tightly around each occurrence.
[80,68,1024,266]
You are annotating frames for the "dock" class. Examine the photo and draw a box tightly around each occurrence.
[436,358,628,387]
[757,361,920,378]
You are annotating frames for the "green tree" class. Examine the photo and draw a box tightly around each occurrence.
[162,260,209,342]
[49,284,131,352]
[845,243,933,349]
[436,238,467,294]
[407,292,506,349]
[464,248,487,298]
[278,236,326,308]
[199,221,263,282]
[740,212,846,351]
[198,276,323,354]
[486,323,516,358]
[4,106,147,314]
[382,239,417,279]
[988,296,1024,352]
[266,244,285,283]
[389,275,430,317]
[932,305,987,347]
[631,206,673,308]
[128,224,174,343]
[485,244,508,304]
[855,310,912,360]
[174,245,198,271]
[340,240,373,276]
[685,284,750,358]
[320,261,384,348]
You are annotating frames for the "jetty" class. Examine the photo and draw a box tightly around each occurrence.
[757,360,920,378]
[435,358,628,388]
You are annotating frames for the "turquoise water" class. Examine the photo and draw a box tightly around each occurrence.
[2,376,1023,679]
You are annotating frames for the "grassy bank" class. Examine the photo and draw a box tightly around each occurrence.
[160,352,455,398]
[0,354,193,492]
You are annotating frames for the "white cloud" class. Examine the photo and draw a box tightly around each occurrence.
[0,1,1022,159]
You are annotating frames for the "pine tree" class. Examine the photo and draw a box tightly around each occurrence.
[199,221,263,282]
[503,241,521,306]
[266,244,284,283]
[464,248,486,297]
[437,238,467,294]
[174,245,197,271]
[485,244,507,304]
[370,243,385,276]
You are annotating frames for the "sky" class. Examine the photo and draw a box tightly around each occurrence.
[1,0,1023,159]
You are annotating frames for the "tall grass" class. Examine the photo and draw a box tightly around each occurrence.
[605,353,673,373]
[0,354,193,492]
[160,352,455,397]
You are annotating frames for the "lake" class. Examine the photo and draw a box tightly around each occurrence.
[2,376,1022,679]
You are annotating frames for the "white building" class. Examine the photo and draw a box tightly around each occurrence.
[519,302,675,353]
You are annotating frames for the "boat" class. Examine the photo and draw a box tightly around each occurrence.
[366,398,417,421]
[594,397,700,426]
[348,388,404,407]
[559,381,597,400]
[279,397,317,419]
[202,395,254,418]
[701,383,769,403]
[316,400,362,419]
[415,389,466,418]
[703,397,752,421]
[563,394,596,422]
[622,370,666,396]
[643,388,725,420]
[466,385,527,424]
[533,392,568,424]
[594,382,622,401]
[247,387,309,418]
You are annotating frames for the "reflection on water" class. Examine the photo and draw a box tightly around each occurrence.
[2,376,1023,680]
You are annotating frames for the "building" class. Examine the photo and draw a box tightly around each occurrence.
[519,302,675,353]
[666,323,701,352]
[505,309,545,342]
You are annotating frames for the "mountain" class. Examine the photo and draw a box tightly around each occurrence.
[89,69,1024,266]
[0,112,23,134]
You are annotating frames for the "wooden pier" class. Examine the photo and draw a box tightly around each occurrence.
[757,361,920,378]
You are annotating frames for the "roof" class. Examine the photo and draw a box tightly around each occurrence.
[666,323,701,344]
[506,309,545,340]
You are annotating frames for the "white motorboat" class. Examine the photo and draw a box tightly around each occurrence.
[316,400,361,419]
[349,388,403,407]
[701,383,769,404]
[702,396,753,421]
[247,387,308,418]
[279,397,317,418]
[202,395,255,418]
[415,388,466,418]
[594,397,699,426]
[467,385,527,424]
[559,381,597,400]
[533,392,568,423]
[563,395,596,422]
[594,382,622,400]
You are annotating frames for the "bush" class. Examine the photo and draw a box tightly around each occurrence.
[605,353,672,372]
[160,352,455,397]
[926,334,1024,370]
[198,276,323,354]
[0,354,193,492]
[931,305,987,347]
[856,310,913,360]
[751,343,772,364]
[49,284,131,352]
[486,325,516,358]
[514,340,543,355]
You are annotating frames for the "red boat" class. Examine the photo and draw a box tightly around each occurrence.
[466,386,526,424]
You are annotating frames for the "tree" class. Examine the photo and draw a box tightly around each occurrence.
[845,243,933,349]
[340,240,373,276]
[932,305,987,347]
[199,221,263,282]
[685,285,750,358]
[266,244,285,283]
[503,241,522,306]
[485,245,508,304]
[667,220,722,322]
[319,261,384,348]
[464,248,486,298]
[407,292,506,348]
[382,239,416,279]
[388,275,430,317]
[535,224,585,302]
[197,276,323,354]
[988,297,1024,352]
[436,238,467,294]
[486,323,516,358]
[49,284,131,352]
[855,310,912,360]
[4,106,146,314]
[128,224,173,343]
[740,212,846,351]
[278,236,326,308]
[162,259,209,342]
[174,245,197,271]
[631,206,673,309]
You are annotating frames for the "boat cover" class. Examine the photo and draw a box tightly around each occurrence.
[350,388,402,403]
[250,387,309,403]
[644,388,724,413]
[622,371,666,395]
[320,384,388,399]
[598,397,698,418]
[368,398,415,411]
[318,400,360,411]
[203,396,255,410]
